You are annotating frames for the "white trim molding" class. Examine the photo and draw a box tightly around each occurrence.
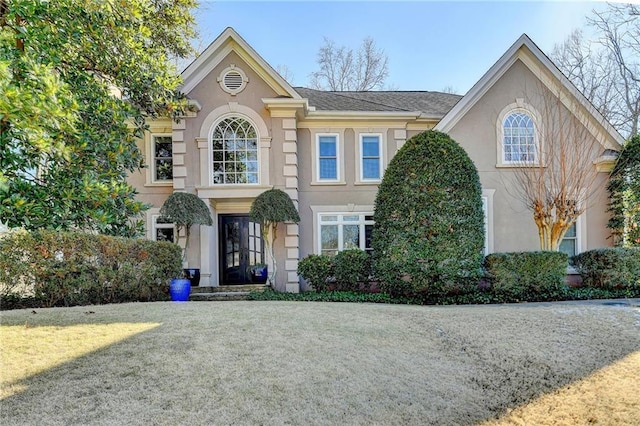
[356,131,385,184]
[311,131,345,185]
[482,189,496,255]
[496,100,543,168]
[198,103,271,188]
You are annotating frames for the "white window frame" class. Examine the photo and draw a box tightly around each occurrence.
[317,213,375,255]
[496,100,542,168]
[560,214,585,258]
[357,133,383,183]
[150,134,173,184]
[209,115,261,186]
[315,133,341,183]
[146,209,176,242]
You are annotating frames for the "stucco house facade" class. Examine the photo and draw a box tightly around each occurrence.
[128,27,624,292]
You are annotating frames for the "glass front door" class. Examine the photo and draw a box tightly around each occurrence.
[219,215,265,285]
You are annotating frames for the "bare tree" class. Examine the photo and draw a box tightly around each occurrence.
[589,3,639,137]
[508,84,606,251]
[551,4,639,137]
[275,64,295,84]
[309,36,389,91]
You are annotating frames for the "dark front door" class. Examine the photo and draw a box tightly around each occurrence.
[219,215,265,285]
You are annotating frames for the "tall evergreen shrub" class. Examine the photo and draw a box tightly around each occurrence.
[373,130,485,298]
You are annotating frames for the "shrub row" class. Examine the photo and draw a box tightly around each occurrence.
[483,251,569,299]
[297,249,373,292]
[0,229,182,309]
[297,247,639,303]
[571,248,640,289]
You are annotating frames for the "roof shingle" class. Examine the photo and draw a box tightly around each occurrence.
[294,87,462,116]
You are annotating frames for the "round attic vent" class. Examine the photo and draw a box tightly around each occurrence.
[218,65,248,95]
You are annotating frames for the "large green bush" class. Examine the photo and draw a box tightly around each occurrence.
[484,251,568,298]
[372,130,485,299]
[333,249,372,291]
[0,229,182,309]
[297,254,334,292]
[571,248,640,289]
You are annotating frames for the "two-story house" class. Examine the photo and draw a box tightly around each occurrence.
[128,27,623,292]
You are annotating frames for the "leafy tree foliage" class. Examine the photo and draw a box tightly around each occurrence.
[608,135,640,246]
[372,130,484,299]
[0,0,197,235]
[250,188,300,285]
[159,192,213,262]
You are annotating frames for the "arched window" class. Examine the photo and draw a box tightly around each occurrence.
[212,117,259,184]
[503,111,536,164]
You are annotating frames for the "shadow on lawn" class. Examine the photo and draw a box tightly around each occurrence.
[1,301,639,425]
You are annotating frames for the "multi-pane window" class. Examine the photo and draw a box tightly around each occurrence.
[360,135,381,181]
[559,223,578,257]
[153,215,175,243]
[212,117,259,184]
[152,135,173,182]
[503,112,536,163]
[317,135,338,181]
[319,214,374,256]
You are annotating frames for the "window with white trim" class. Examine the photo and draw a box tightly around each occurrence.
[559,222,578,257]
[151,135,173,182]
[502,111,537,164]
[316,135,339,181]
[212,116,259,184]
[318,213,374,256]
[152,215,175,243]
[360,134,382,181]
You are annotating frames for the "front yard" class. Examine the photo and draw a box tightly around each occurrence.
[1,300,639,425]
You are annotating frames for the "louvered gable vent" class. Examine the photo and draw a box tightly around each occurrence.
[218,65,248,95]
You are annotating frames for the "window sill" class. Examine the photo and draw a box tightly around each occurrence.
[195,185,272,199]
[495,163,543,169]
[310,181,347,186]
[354,180,381,186]
[144,181,173,187]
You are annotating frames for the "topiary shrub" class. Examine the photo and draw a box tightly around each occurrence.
[297,254,334,292]
[250,188,300,286]
[333,249,372,292]
[483,251,568,298]
[372,130,485,299]
[571,248,640,289]
[159,192,213,263]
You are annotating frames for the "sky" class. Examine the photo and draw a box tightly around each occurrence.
[193,1,611,94]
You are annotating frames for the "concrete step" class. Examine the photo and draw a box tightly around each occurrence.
[189,291,251,301]
[193,284,268,293]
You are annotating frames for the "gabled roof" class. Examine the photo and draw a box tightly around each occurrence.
[295,87,461,118]
[180,27,300,99]
[434,34,624,149]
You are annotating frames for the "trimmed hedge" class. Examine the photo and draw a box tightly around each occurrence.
[571,248,640,289]
[0,229,182,309]
[373,130,485,299]
[483,251,568,298]
[298,254,334,292]
[298,249,373,292]
[333,249,372,291]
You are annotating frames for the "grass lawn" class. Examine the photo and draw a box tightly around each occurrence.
[1,300,639,425]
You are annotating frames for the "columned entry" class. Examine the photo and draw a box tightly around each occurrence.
[218,215,265,285]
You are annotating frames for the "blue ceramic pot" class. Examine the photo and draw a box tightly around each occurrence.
[169,278,191,302]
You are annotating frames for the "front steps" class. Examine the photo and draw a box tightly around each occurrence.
[189,284,267,301]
